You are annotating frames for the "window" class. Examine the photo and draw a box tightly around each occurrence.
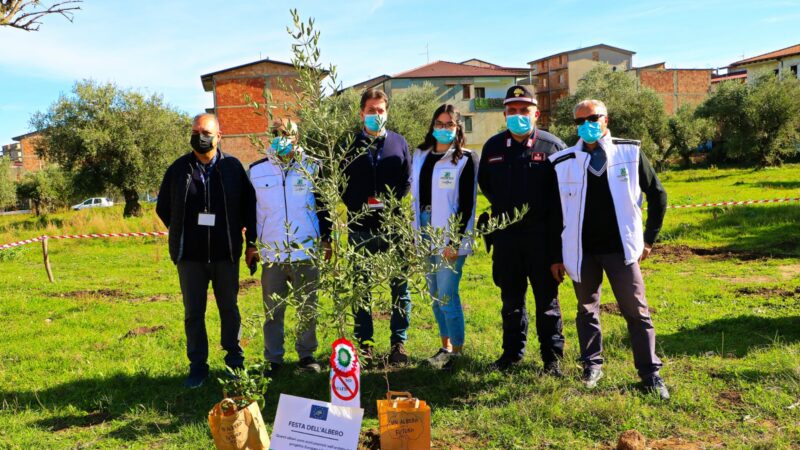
[462,84,471,99]
[94,199,102,204]
[558,73,564,84]
[774,69,780,76]
[474,87,485,98]
[83,199,93,205]
[464,116,473,133]
[592,51,600,61]
[543,77,548,88]
[792,65,798,77]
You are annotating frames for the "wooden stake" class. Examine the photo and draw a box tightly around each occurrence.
[42,236,54,283]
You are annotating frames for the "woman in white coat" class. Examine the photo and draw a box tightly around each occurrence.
[411,104,478,369]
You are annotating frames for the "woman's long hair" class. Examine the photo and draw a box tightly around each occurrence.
[417,103,466,164]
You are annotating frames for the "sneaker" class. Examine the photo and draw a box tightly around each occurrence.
[489,355,522,372]
[388,342,409,365]
[544,360,564,378]
[263,362,283,378]
[582,367,604,389]
[183,369,208,389]
[642,375,670,400]
[359,344,374,369]
[426,348,453,369]
[298,357,322,373]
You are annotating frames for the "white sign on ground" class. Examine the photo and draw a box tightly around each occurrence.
[270,394,363,450]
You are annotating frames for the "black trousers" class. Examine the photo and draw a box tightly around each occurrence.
[177,260,245,373]
[491,232,564,363]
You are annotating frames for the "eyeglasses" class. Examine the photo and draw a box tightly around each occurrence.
[573,114,605,125]
[271,129,295,138]
[434,121,458,130]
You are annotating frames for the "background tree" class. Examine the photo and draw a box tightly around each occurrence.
[386,83,441,149]
[697,74,800,167]
[0,158,17,210]
[550,64,669,168]
[31,80,191,217]
[666,104,716,167]
[0,0,81,31]
[15,164,71,215]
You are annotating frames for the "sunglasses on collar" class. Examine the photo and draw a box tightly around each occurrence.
[574,114,605,125]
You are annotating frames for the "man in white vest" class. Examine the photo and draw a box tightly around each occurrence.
[548,99,669,400]
[248,119,332,375]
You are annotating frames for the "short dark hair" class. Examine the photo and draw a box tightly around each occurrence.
[360,89,389,110]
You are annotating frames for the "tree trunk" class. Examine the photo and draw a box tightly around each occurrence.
[123,190,142,217]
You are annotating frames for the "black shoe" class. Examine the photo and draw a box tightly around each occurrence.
[388,342,409,365]
[183,369,208,389]
[359,344,374,369]
[642,375,670,400]
[489,355,522,372]
[544,360,564,378]
[582,367,604,388]
[298,357,321,373]
[263,362,283,378]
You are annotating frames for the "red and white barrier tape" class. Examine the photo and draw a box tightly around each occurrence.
[668,197,799,209]
[0,197,798,250]
[0,231,168,250]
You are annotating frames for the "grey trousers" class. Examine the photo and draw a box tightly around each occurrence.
[572,253,663,379]
[261,261,319,364]
[177,260,244,373]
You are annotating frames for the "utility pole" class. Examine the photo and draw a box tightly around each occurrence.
[419,43,429,63]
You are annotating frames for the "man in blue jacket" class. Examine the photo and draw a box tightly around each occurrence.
[342,89,413,366]
[156,113,257,388]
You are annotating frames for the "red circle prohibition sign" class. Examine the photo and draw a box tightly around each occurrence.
[331,373,359,401]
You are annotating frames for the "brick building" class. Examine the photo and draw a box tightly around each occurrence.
[1,131,46,180]
[631,63,712,114]
[200,58,303,164]
[527,44,635,127]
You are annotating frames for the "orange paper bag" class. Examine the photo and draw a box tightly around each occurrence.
[378,391,431,450]
[208,398,270,450]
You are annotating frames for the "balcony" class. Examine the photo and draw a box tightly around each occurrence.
[473,97,505,110]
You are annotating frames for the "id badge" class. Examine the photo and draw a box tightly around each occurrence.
[198,213,216,227]
[367,196,385,210]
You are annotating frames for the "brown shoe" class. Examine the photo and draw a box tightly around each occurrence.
[360,344,374,369]
[388,342,409,365]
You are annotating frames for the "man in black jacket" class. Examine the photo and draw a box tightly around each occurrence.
[342,89,413,366]
[478,85,566,374]
[156,113,257,388]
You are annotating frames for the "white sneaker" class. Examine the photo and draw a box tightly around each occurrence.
[426,348,452,369]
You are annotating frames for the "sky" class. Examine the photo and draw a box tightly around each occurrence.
[1,0,798,146]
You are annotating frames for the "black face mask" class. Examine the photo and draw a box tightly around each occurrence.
[190,134,215,154]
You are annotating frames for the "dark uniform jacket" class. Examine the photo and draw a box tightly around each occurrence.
[478,129,566,235]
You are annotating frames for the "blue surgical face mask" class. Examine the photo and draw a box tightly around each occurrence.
[577,121,604,144]
[432,128,457,145]
[364,114,387,133]
[506,114,533,135]
[271,137,293,157]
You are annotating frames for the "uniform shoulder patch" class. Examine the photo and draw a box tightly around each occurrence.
[611,138,641,146]
[552,152,576,165]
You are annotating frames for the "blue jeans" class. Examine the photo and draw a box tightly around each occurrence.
[349,230,412,345]
[420,211,467,347]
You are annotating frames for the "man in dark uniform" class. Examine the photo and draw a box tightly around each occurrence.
[478,85,566,374]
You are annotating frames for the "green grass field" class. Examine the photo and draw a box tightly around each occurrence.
[0,164,798,449]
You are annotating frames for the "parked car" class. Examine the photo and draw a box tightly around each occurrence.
[71,197,114,210]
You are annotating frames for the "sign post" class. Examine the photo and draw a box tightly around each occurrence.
[330,338,361,408]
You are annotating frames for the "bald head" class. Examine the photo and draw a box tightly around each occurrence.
[192,113,220,134]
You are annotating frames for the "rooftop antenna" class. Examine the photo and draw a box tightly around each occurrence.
[419,43,429,63]
[259,51,262,60]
